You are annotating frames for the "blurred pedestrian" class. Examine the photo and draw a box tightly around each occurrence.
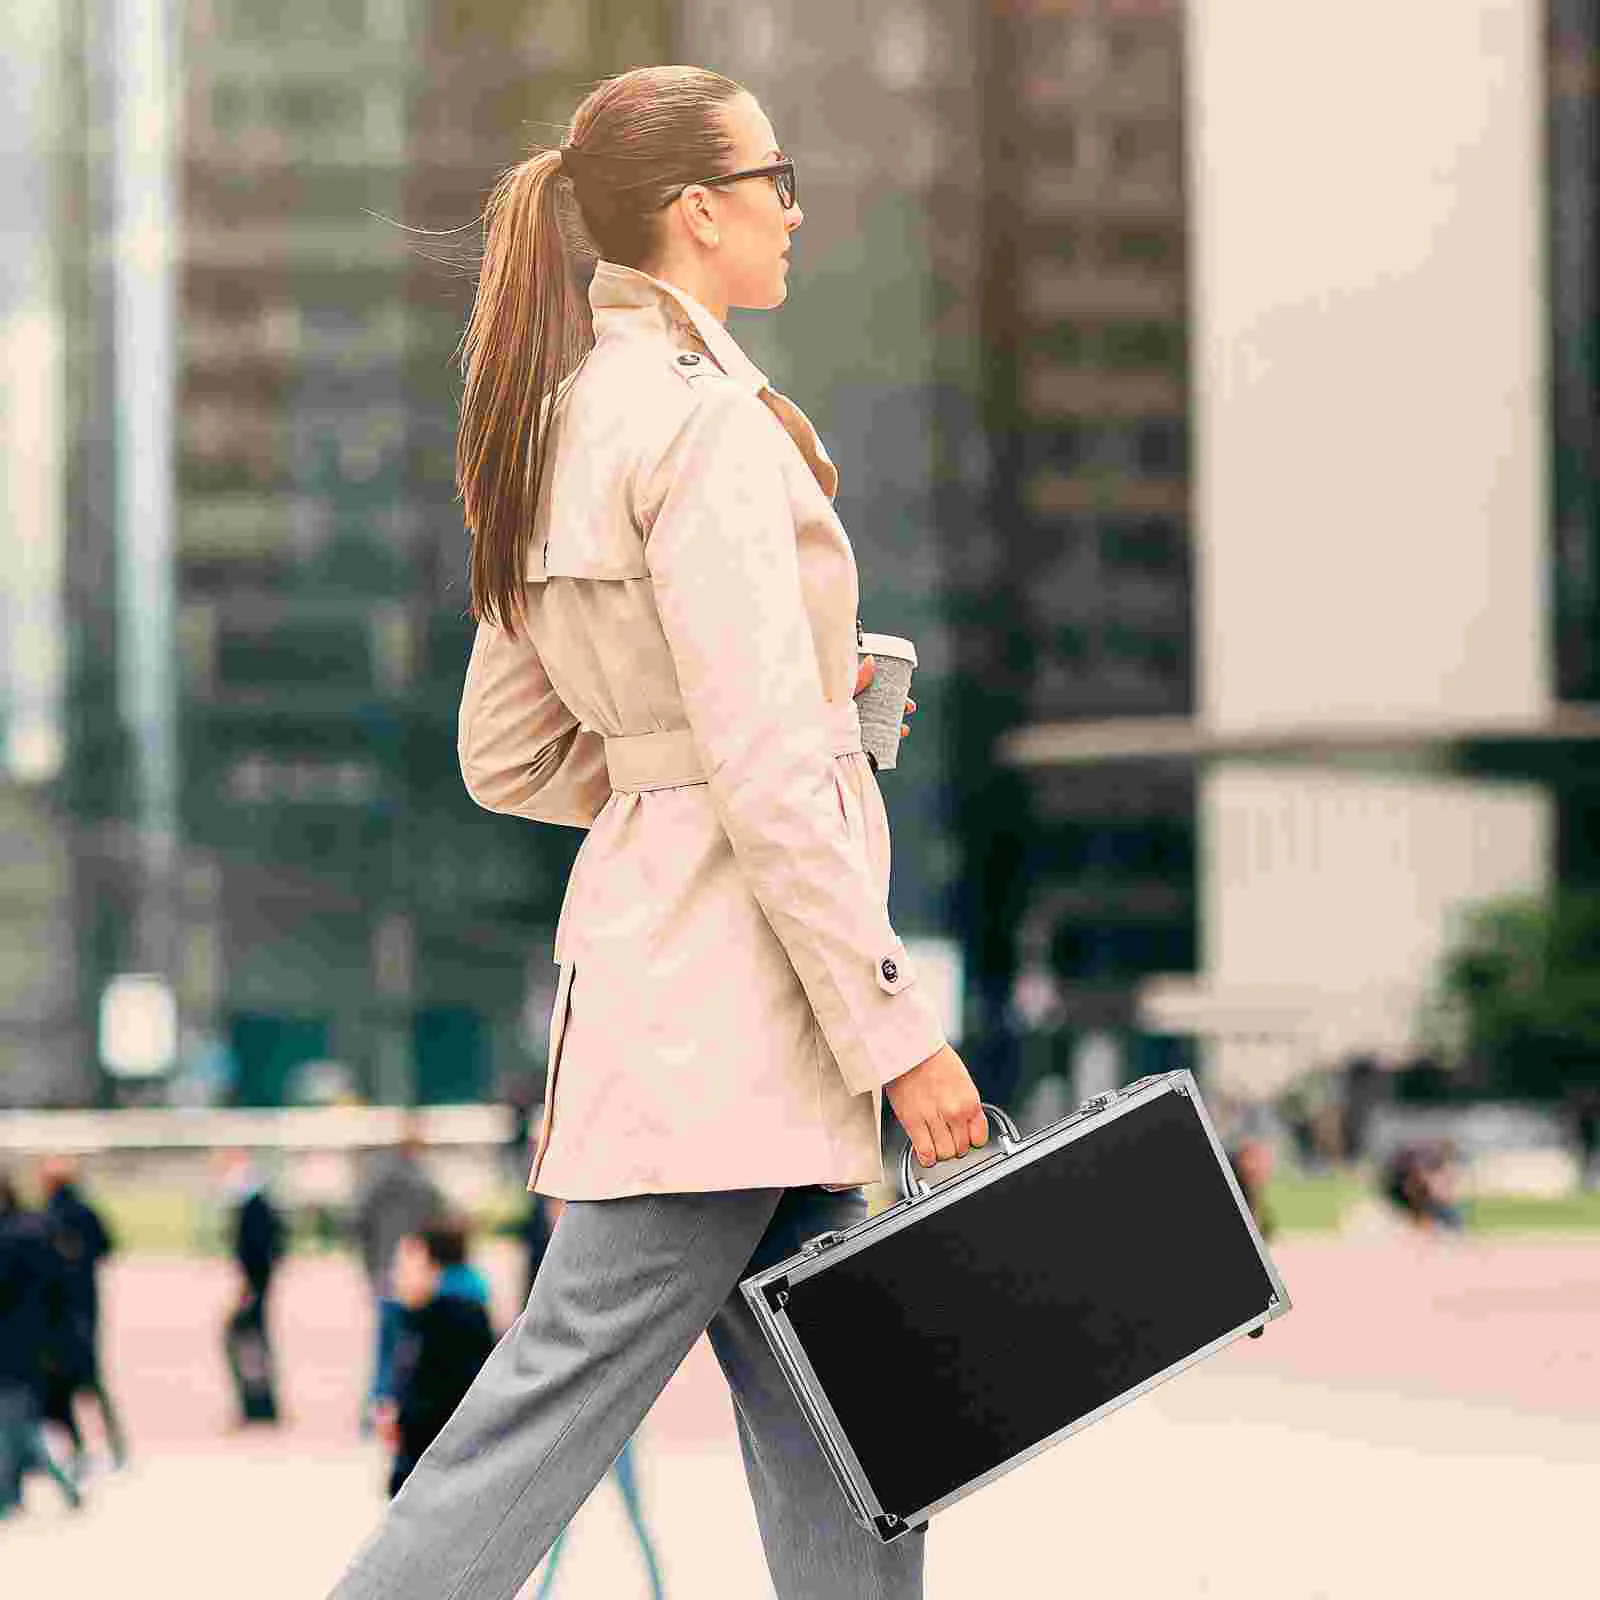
[1382,1141,1466,1233]
[328,66,982,1600]
[37,1155,128,1473]
[1421,1140,1466,1230]
[378,1220,494,1498]
[1568,1085,1600,1191]
[352,1115,444,1426]
[1228,1138,1277,1242]
[500,1072,540,1182]
[517,1167,559,1306]
[1279,1078,1321,1173]
[0,1174,82,1516]
[533,1434,663,1600]
[217,1149,288,1426]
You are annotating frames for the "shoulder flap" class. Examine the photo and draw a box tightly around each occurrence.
[525,348,740,581]
[525,397,650,583]
[533,520,649,581]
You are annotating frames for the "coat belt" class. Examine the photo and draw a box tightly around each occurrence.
[603,703,864,793]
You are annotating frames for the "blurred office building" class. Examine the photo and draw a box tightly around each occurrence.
[688,0,1199,1117]
[170,1,671,1108]
[1,0,1594,1111]
[706,0,1598,1108]
[1,1,673,1105]
[1001,0,1599,1103]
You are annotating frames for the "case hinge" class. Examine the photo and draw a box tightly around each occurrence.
[802,1229,844,1256]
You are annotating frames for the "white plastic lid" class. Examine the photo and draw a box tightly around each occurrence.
[857,631,917,666]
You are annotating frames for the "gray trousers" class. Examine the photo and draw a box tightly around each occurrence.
[329,1184,924,1600]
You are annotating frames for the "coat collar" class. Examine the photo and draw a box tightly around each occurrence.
[588,259,770,395]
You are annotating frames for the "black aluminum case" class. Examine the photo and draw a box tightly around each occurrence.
[740,1071,1291,1541]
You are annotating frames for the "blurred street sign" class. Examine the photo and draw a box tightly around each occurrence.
[99,972,177,1079]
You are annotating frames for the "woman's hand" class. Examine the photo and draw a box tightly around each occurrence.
[853,654,916,740]
[884,1043,988,1168]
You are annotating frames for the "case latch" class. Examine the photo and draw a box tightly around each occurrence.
[803,1229,844,1256]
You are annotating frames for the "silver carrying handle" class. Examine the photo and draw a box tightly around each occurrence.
[898,1102,1022,1202]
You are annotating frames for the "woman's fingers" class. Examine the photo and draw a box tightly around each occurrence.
[905,1117,937,1169]
[916,1110,979,1169]
[854,655,876,697]
[945,1109,974,1161]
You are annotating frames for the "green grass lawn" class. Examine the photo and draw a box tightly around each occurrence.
[87,1182,535,1257]
[1262,1171,1600,1234]
[1464,1189,1600,1232]
[1261,1172,1369,1234]
[77,1172,1600,1254]
[93,1185,218,1255]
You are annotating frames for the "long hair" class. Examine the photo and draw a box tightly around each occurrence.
[459,65,746,631]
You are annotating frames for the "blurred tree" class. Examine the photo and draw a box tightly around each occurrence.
[1428,892,1600,1100]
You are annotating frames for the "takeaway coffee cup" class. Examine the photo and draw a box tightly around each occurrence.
[855,631,918,772]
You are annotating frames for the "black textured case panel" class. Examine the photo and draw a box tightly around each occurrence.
[743,1074,1289,1536]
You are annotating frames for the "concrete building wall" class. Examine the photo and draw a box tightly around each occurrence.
[1200,765,1549,1089]
[1182,0,1553,1084]
[1187,0,1549,732]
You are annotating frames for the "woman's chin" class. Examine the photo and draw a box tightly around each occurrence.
[737,283,789,312]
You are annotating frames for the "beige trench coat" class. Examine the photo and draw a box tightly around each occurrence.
[457,260,948,1198]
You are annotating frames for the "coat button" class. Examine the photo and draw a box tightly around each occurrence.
[676,353,700,366]
[881,958,899,984]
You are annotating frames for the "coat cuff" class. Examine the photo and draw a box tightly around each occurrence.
[834,941,950,1096]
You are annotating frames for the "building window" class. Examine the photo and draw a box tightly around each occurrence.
[217,622,373,691]
[1100,516,1183,573]
[271,84,366,139]
[1134,418,1187,476]
[1101,224,1182,271]
[1099,320,1184,371]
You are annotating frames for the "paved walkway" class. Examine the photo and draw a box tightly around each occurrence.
[3,1236,1595,1596]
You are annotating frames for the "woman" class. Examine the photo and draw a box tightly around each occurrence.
[330,65,987,1600]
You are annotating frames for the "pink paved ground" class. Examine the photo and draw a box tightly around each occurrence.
[98,1232,1599,1460]
[12,1233,1596,1597]
[1212,1233,1600,1416]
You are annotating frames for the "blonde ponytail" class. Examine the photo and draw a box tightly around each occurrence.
[457,68,747,628]
[458,150,588,631]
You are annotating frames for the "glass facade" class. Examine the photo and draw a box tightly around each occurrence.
[1547,0,1600,897]
[949,0,1198,1102]
[677,0,979,942]
[173,0,677,1107]
[1,0,1204,1109]
[1,2,99,1104]
[1549,0,1599,705]
[1,1,674,1106]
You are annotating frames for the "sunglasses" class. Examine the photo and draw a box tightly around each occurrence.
[669,159,798,211]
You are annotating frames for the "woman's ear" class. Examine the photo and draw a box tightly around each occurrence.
[674,185,720,250]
